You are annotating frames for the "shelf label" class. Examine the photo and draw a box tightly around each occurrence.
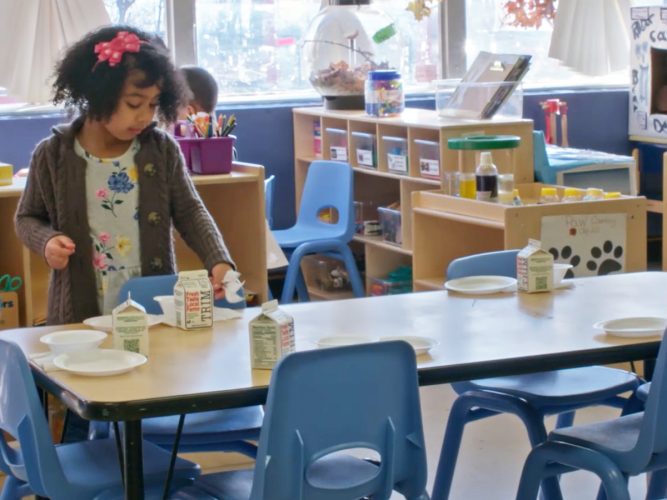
[356,148,374,167]
[419,158,440,177]
[330,146,348,161]
[388,153,408,173]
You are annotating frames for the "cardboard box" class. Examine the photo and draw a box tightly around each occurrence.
[0,292,19,329]
[517,239,553,293]
[112,296,149,356]
[174,270,214,330]
[249,300,295,369]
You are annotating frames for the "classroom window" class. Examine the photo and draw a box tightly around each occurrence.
[103,0,167,39]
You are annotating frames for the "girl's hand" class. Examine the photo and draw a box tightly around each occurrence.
[211,262,234,299]
[45,235,76,270]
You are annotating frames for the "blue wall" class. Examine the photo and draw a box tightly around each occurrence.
[0,88,633,229]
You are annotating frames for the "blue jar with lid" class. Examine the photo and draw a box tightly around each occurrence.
[365,69,404,117]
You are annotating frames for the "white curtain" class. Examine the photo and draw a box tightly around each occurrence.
[548,0,631,76]
[0,0,110,104]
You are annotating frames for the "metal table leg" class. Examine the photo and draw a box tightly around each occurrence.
[123,419,144,500]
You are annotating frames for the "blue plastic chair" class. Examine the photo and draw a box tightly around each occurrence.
[264,174,275,229]
[516,335,667,500]
[272,160,364,304]
[0,339,200,499]
[175,341,429,500]
[89,275,263,458]
[432,250,643,500]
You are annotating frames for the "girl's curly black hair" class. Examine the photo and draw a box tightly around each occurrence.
[52,25,188,124]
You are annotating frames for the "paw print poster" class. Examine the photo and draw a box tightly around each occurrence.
[540,214,626,277]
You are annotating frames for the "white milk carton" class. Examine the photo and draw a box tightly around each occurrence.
[174,270,214,330]
[517,239,553,293]
[249,300,295,369]
[112,294,149,356]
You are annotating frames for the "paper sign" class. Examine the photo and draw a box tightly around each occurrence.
[540,214,626,277]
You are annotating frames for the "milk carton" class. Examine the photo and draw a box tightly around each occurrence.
[249,300,295,369]
[112,294,149,356]
[517,239,553,293]
[174,270,213,330]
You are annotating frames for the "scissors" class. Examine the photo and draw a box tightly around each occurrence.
[0,274,22,292]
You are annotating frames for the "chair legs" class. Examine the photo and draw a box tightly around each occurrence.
[516,442,631,500]
[432,390,562,500]
[280,241,364,304]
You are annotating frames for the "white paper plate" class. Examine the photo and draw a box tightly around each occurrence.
[316,336,378,348]
[444,275,517,295]
[40,330,107,354]
[593,317,667,338]
[83,314,164,332]
[53,349,147,376]
[380,336,439,355]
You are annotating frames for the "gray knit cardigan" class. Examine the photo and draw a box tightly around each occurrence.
[15,117,234,325]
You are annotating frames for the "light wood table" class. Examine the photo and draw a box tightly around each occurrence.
[2,272,665,499]
[0,162,267,327]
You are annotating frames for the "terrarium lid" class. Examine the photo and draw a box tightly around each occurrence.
[368,69,401,80]
[330,0,371,5]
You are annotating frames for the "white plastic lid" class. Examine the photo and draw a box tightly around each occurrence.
[479,151,493,166]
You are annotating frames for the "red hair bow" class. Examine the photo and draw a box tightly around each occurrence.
[94,31,143,68]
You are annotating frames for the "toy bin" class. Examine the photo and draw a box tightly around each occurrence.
[369,276,412,296]
[177,136,235,174]
[354,200,380,235]
[414,139,440,180]
[378,204,402,245]
[351,131,377,168]
[302,255,351,292]
[325,127,348,161]
[382,135,408,175]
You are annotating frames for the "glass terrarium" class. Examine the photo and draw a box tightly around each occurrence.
[302,0,401,110]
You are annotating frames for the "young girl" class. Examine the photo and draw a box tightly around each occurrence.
[15,25,235,325]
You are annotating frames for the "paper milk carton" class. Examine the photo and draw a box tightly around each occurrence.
[112,294,149,356]
[174,270,214,330]
[249,300,295,369]
[517,239,553,293]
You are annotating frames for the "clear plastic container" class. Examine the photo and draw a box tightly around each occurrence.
[351,131,376,168]
[583,187,605,201]
[414,139,440,179]
[365,69,404,117]
[457,172,476,199]
[539,187,560,204]
[562,187,583,202]
[497,173,514,204]
[378,205,402,245]
[368,276,412,296]
[382,135,408,174]
[302,0,402,109]
[326,127,348,161]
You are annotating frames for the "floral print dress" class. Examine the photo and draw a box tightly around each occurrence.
[76,139,142,314]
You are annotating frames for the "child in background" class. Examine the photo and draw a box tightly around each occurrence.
[15,25,236,325]
[180,65,218,116]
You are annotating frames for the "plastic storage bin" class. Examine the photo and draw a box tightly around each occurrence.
[351,131,377,168]
[177,136,235,174]
[325,127,348,161]
[302,255,351,292]
[378,205,402,245]
[354,200,379,235]
[414,139,440,180]
[383,135,408,175]
[369,277,412,296]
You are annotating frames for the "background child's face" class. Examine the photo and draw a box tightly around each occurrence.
[105,71,161,141]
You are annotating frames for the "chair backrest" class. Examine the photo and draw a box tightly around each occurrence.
[264,174,276,229]
[250,341,427,500]
[446,249,520,280]
[631,335,667,469]
[533,130,550,183]
[117,274,246,313]
[0,340,68,496]
[296,160,355,242]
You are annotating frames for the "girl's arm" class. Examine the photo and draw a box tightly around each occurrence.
[14,144,65,258]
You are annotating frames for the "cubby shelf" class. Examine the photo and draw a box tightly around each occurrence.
[293,106,534,297]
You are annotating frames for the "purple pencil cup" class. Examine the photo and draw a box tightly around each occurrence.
[176,136,235,175]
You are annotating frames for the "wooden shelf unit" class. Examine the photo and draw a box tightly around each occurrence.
[412,186,647,291]
[0,162,267,327]
[293,106,534,294]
